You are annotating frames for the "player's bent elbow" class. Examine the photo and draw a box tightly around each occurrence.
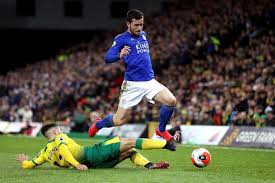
[104,54,113,63]
[104,57,110,63]
[104,57,116,63]
[104,53,120,63]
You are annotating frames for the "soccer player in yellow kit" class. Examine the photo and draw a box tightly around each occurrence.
[16,124,176,170]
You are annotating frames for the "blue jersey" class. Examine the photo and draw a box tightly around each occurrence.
[105,31,154,81]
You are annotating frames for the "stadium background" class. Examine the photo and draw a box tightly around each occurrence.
[0,0,275,182]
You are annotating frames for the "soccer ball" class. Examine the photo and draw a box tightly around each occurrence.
[191,148,211,168]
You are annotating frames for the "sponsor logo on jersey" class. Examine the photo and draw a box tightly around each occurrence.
[48,147,58,160]
[136,42,149,54]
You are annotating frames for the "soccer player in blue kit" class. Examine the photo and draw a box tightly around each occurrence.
[89,9,178,150]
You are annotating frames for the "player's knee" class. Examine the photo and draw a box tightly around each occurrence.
[113,119,127,126]
[122,139,136,148]
[127,139,136,148]
[168,96,177,106]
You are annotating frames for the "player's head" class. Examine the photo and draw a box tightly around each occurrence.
[126,9,144,36]
[41,124,61,139]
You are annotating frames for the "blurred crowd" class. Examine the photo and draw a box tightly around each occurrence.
[0,0,274,131]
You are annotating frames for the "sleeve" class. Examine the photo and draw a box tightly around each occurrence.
[54,134,80,167]
[58,144,80,167]
[21,149,47,169]
[104,35,124,63]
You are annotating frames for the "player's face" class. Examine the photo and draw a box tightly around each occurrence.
[127,17,144,36]
[46,127,62,139]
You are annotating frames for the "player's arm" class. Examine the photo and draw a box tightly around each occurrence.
[58,144,87,171]
[58,144,80,167]
[16,149,46,169]
[55,134,88,170]
[105,36,130,63]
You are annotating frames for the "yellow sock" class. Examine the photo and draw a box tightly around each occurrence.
[135,138,166,150]
[130,152,150,167]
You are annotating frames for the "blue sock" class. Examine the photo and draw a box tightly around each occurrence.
[96,115,114,129]
[159,105,174,132]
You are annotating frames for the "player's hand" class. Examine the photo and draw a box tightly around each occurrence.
[16,154,29,163]
[76,164,88,171]
[120,46,131,58]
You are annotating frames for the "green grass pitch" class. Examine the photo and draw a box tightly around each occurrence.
[0,135,275,183]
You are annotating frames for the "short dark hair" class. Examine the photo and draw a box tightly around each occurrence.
[41,124,57,137]
[126,9,143,23]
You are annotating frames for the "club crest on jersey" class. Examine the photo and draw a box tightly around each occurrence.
[112,41,116,47]
[59,137,64,142]
[142,35,146,40]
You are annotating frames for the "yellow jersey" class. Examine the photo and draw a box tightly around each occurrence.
[21,133,84,169]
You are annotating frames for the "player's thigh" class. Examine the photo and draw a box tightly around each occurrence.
[85,137,121,168]
[153,86,176,106]
[100,137,122,168]
[113,107,132,125]
[103,137,135,155]
[118,81,145,109]
[119,138,135,153]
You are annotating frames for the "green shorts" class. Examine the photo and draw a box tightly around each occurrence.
[81,137,121,168]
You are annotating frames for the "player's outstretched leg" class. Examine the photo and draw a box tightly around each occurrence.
[120,138,176,151]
